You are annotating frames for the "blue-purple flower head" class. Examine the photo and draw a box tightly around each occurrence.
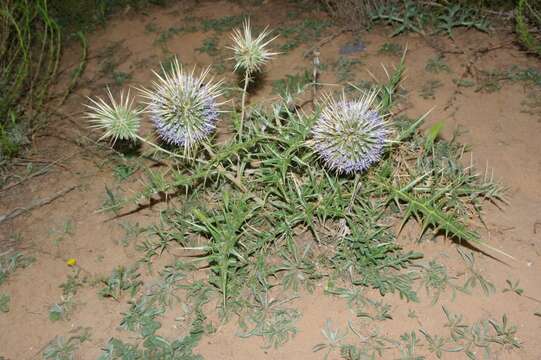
[140,58,224,153]
[311,91,389,174]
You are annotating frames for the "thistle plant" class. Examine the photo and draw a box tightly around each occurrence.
[310,90,389,174]
[86,90,183,159]
[140,58,224,154]
[86,60,223,159]
[85,89,142,144]
[228,19,278,137]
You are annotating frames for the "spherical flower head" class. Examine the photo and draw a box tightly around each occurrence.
[85,89,141,144]
[228,19,278,74]
[140,58,223,153]
[311,91,389,174]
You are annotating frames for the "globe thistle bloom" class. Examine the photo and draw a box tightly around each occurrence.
[311,91,389,174]
[228,19,278,74]
[85,89,142,144]
[140,58,223,152]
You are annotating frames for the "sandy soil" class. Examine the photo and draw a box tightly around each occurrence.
[1,1,540,359]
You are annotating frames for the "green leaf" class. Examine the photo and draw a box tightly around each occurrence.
[425,121,444,150]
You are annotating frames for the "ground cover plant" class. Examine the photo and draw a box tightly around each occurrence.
[1,0,540,359]
[78,13,519,356]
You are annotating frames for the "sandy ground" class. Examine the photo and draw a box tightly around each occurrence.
[1,1,540,359]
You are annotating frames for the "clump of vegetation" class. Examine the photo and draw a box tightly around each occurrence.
[48,296,77,321]
[322,0,393,31]
[84,31,512,354]
[277,18,332,52]
[50,0,167,31]
[43,328,91,360]
[0,0,61,160]
[314,308,520,359]
[272,70,312,99]
[0,293,10,313]
[516,0,541,56]
[379,42,403,56]
[324,1,489,37]
[333,57,363,83]
[0,251,34,285]
[67,9,524,356]
[419,79,443,99]
[99,274,209,359]
[99,266,142,300]
[202,15,245,33]
[426,55,450,74]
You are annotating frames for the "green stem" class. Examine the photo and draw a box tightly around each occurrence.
[239,71,250,138]
[202,142,265,206]
[135,135,206,164]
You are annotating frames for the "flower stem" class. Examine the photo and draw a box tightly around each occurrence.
[135,135,206,164]
[239,71,250,138]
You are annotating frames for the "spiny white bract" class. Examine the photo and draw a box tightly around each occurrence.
[85,89,142,144]
[228,19,278,74]
[140,58,223,152]
[311,91,389,174]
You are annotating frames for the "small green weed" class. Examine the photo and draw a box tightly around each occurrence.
[334,57,362,83]
[202,15,245,32]
[357,300,393,321]
[419,260,458,304]
[145,22,158,33]
[99,186,126,214]
[379,42,404,56]
[278,18,332,52]
[0,251,34,286]
[238,284,301,348]
[318,309,520,359]
[436,4,489,37]
[120,297,163,337]
[426,56,450,73]
[49,220,75,246]
[119,221,144,246]
[419,79,442,99]
[454,78,475,88]
[503,279,524,296]
[371,2,426,36]
[516,0,541,56]
[443,308,520,356]
[271,70,312,99]
[397,331,423,360]
[48,296,76,322]
[101,300,205,359]
[419,329,460,359]
[60,271,84,296]
[521,89,541,119]
[457,249,495,296]
[275,240,320,293]
[477,66,541,93]
[0,293,10,313]
[113,162,138,181]
[144,260,191,308]
[43,328,91,360]
[154,25,198,46]
[370,2,489,38]
[313,320,348,360]
[325,284,367,309]
[99,266,142,300]
[196,37,220,57]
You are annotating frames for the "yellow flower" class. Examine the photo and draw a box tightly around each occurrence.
[66,258,77,267]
